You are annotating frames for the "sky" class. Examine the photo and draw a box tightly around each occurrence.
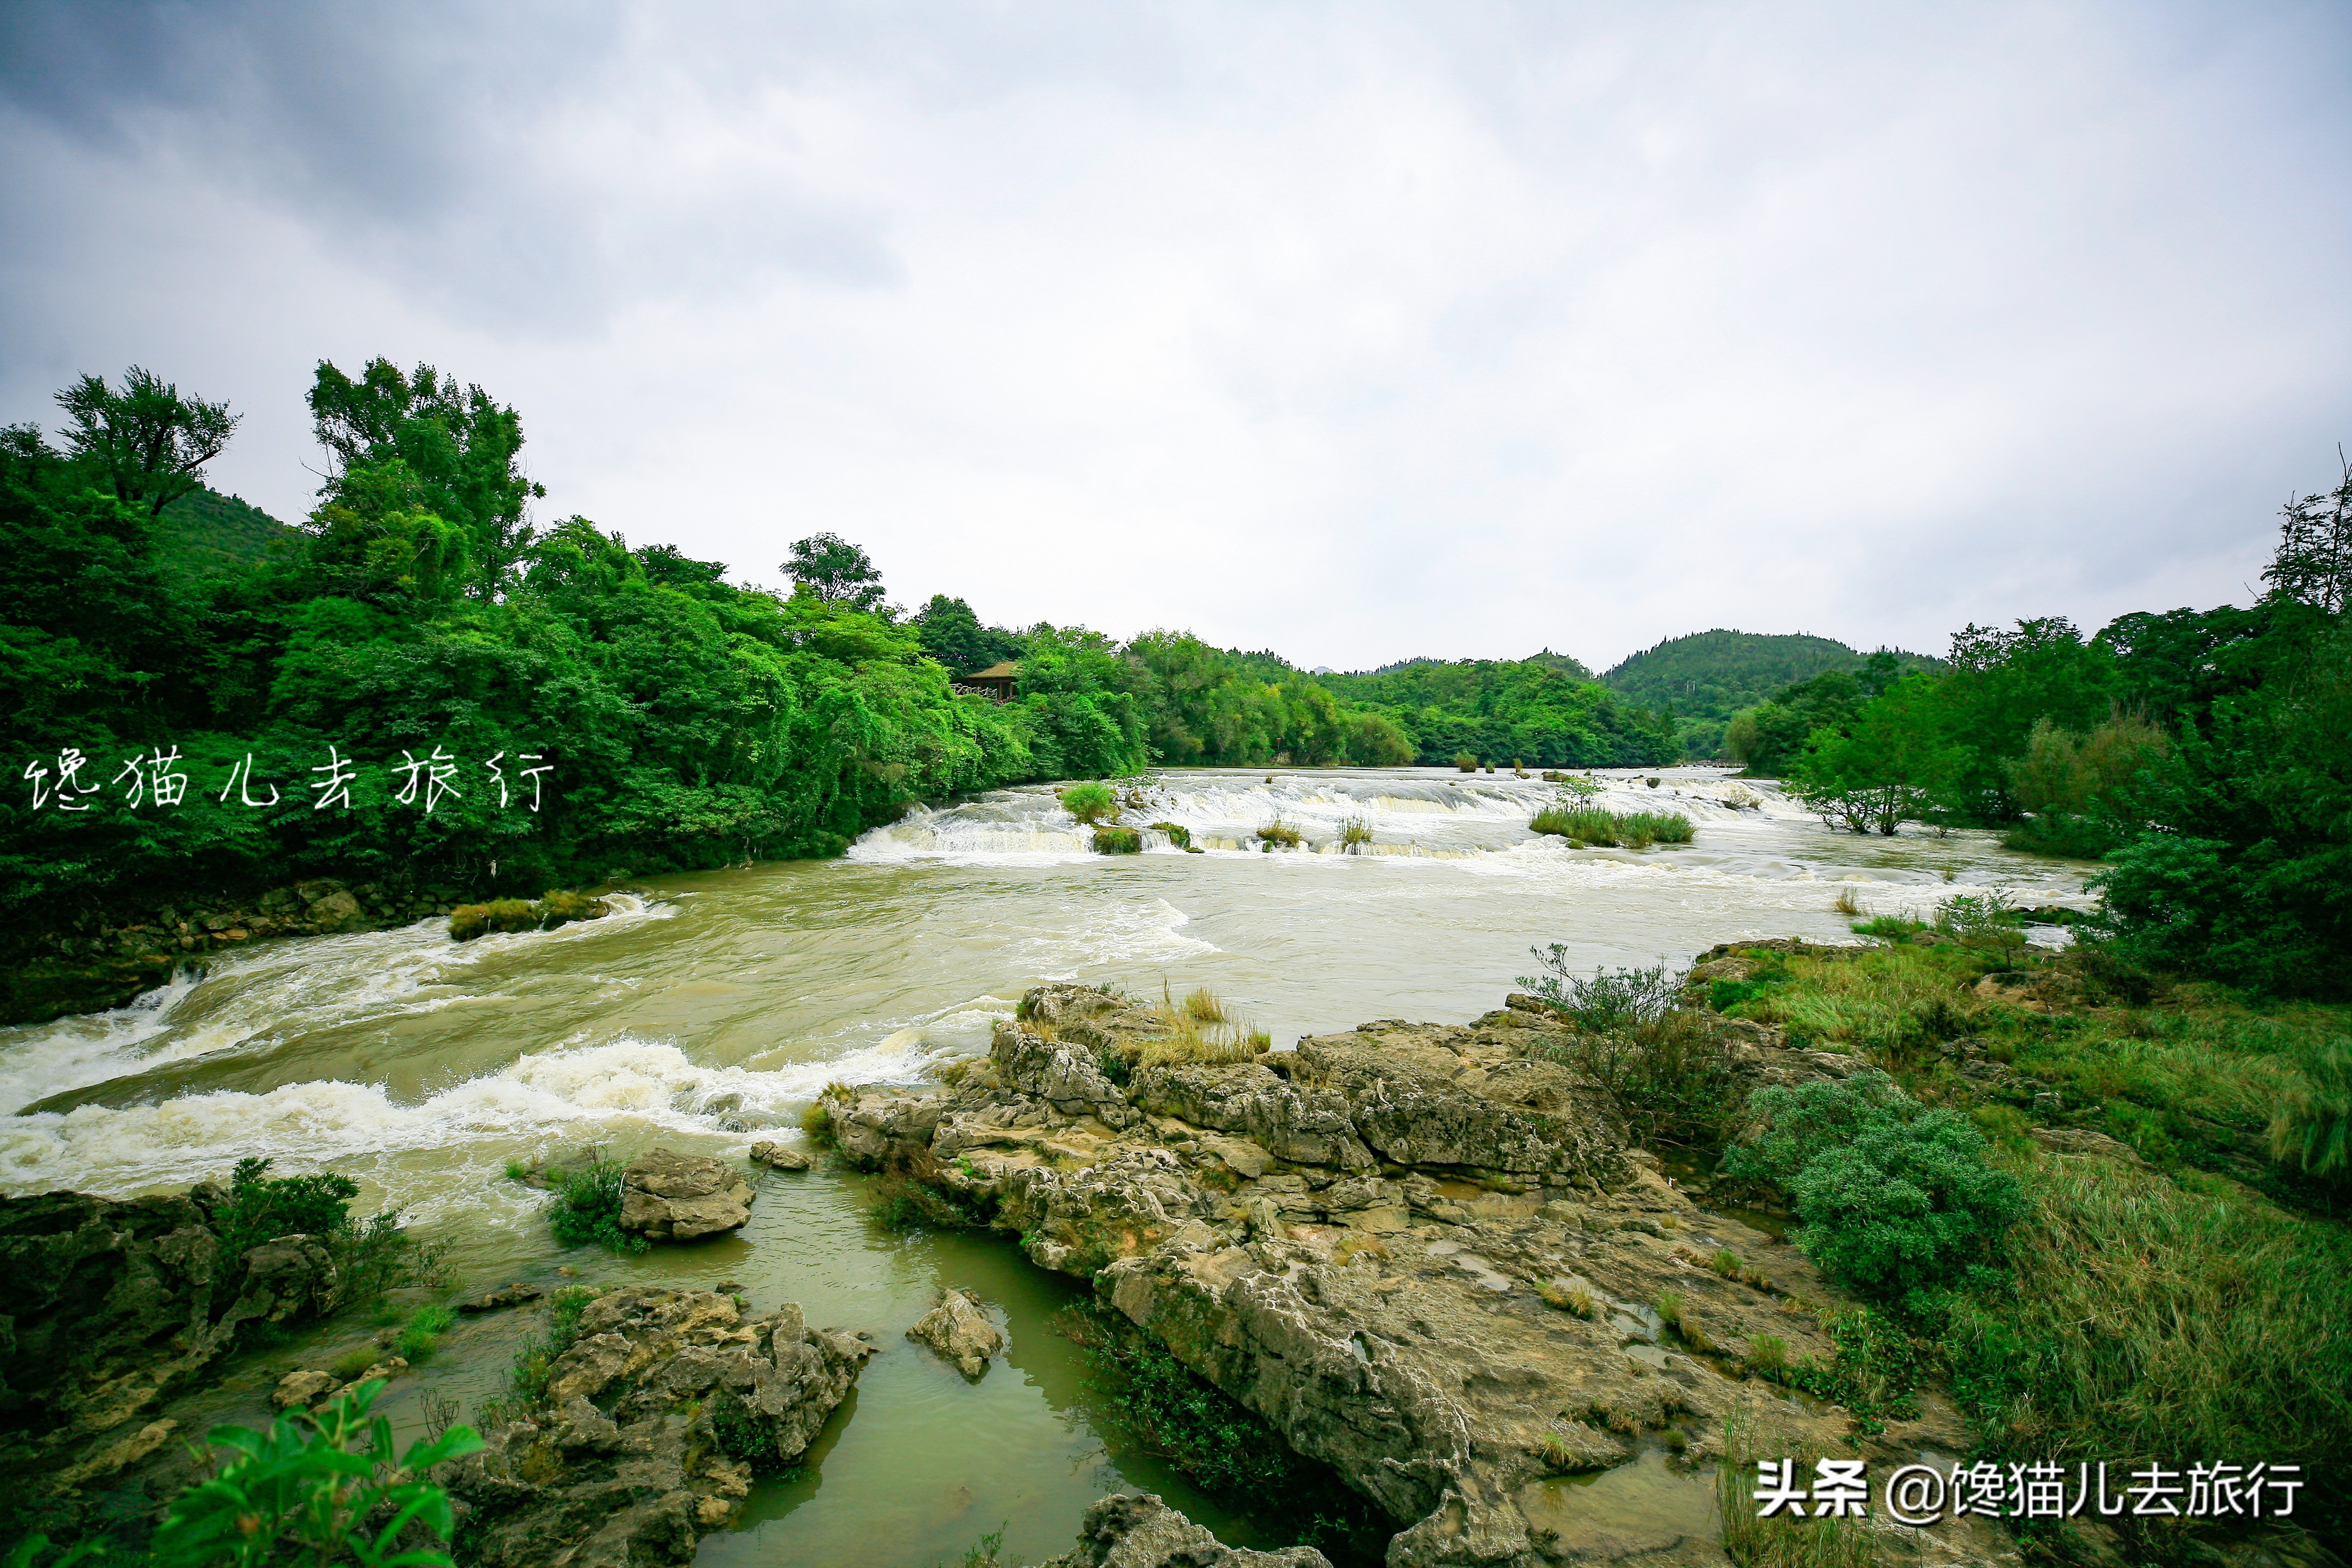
[3,2,2348,674]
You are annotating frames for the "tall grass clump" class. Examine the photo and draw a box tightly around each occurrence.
[1530,807,1692,848]
[1136,985,1268,1067]
[1255,818,1303,850]
[1522,951,1737,1145]
[547,1160,648,1254]
[1715,1404,1881,1568]
[1338,816,1374,852]
[2270,1040,2352,1178]
[1454,752,1478,772]
[1060,781,1117,825]
[1945,1157,2352,1536]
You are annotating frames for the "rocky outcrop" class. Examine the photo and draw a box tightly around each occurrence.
[906,1287,1004,1376]
[1034,1493,1333,1567]
[615,1149,755,1242]
[820,983,1959,1568]
[448,1286,871,1567]
[0,1186,342,1490]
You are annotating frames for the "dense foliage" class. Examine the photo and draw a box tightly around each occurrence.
[1602,629,1937,758]
[1319,657,1677,767]
[1722,1071,2024,1311]
[0,361,1502,924]
[1712,454,2351,998]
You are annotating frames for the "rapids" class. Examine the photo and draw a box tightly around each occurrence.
[0,766,2091,1564]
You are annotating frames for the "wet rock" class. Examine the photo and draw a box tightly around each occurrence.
[0,1188,345,1487]
[748,1141,811,1171]
[1036,1493,1332,1567]
[459,1282,545,1313]
[271,1370,339,1411]
[906,1287,1004,1376]
[306,889,366,932]
[447,1286,872,1567]
[615,1149,755,1242]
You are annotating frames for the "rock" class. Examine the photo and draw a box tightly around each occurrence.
[271,1370,340,1411]
[352,1355,408,1385]
[447,1286,872,1567]
[2030,1127,2152,1167]
[906,1287,1004,1376]
[1038,1493,1332,1567]
[0,1187,344,1487]
[748,1141,812,1171]
[616,1149,756,1242]
[459,1282,545,1313]
[306,889,366,932]
[876,982,1996,1567]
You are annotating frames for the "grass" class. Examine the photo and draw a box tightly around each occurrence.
[480,1284,601,1423]
[1337,816,1374,851]
[1255,818,1304,849]
[1715,1404,1881,1568]
[1148,820,1193,850]
[1528,806,1693,849]
[547,1160,649,1254]
[802,1082,848,1149]
[1831,887,1864,917]
[1455,752,1478,772]
[1132,987,1270,1066]
[328,1345,379,1381]
[396,1302,456,1361]
[1091,824,1143,854]
[1060,781,1117,825]
[1539,1280,1599,1318]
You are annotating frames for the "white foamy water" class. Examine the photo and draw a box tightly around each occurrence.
[0,766,2092,1206]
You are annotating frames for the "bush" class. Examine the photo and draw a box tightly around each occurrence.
[492,1285,601,1416]
[1723,1070,2024,1310]
[1540,1008,1738,1147]
[1091,824,1142,854]
[1147,820,1192,850]
[149,1380,480,1568]
[1529,807,1692,848]
[1517,950,1682,1030]
[1454,752,1478,772]
[547,1161,648,1254]
[1255,819,1303,849]
[1060,781,1117,825]
[216,1158,435,1312]
[1337,816,1374,851]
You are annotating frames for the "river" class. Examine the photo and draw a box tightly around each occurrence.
[0,766,2090,1565]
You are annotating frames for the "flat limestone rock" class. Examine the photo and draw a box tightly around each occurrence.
[1037,1493,1332,1567]
[617,1149,755,1241]
[748,1141,811,1171]
[906,1287,1004,1376]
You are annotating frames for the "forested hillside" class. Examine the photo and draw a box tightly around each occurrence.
[1601,629,1940,757]
[1318,659,1676,768]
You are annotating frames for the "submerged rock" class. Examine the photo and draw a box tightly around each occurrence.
[748,1140,812,1171]
[906,1287,1004,1376]
[1035,1493,1332,1567]
[448,1286,872,1567]
[616,1149,755,1242]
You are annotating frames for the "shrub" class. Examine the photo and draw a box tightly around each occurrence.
[216,1158,435,1312]
[1337,816,1374,851]
[1255,819,1303,849]
[547,1161,648,1254]
[1060,781,1117,825]
[1934,887,2021,943]
[149,1379,481,1568]
[1518,950,1682,1030]
[1147,820,1192,850]
[1454,752,1478,772]
[1722,1070,2024,1310]
[493,1285,601,1416]
[1529,807,1692,848]
[1091,825,1143,854]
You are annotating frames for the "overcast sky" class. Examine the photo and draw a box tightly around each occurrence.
[4,2,2347,671]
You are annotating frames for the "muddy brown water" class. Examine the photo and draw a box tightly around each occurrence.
[0,767,2087,1564]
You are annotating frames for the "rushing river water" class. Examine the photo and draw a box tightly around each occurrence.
[0,767,2091,1564]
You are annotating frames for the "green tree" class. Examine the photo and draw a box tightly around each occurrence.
[53,366,240,518]
[783,531,886,611]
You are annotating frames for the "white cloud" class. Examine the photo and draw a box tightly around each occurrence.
[3,0,2347,669]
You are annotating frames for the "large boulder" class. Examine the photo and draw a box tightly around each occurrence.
[906,1287,1004,1376]
[449,1286,872,1566]
[616,1149,755,1242]
[1037,1494,1332,1567]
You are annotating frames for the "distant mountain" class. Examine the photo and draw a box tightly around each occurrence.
[1351,647,1593,680]
[1599,629,1942,757]
[158,484,302,575]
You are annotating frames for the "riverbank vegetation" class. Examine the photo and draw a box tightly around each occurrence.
[1528,805,1693,848]
[1719,453,2351,1001]
[3,360,1683,942]
[1544,918,2352,1559]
